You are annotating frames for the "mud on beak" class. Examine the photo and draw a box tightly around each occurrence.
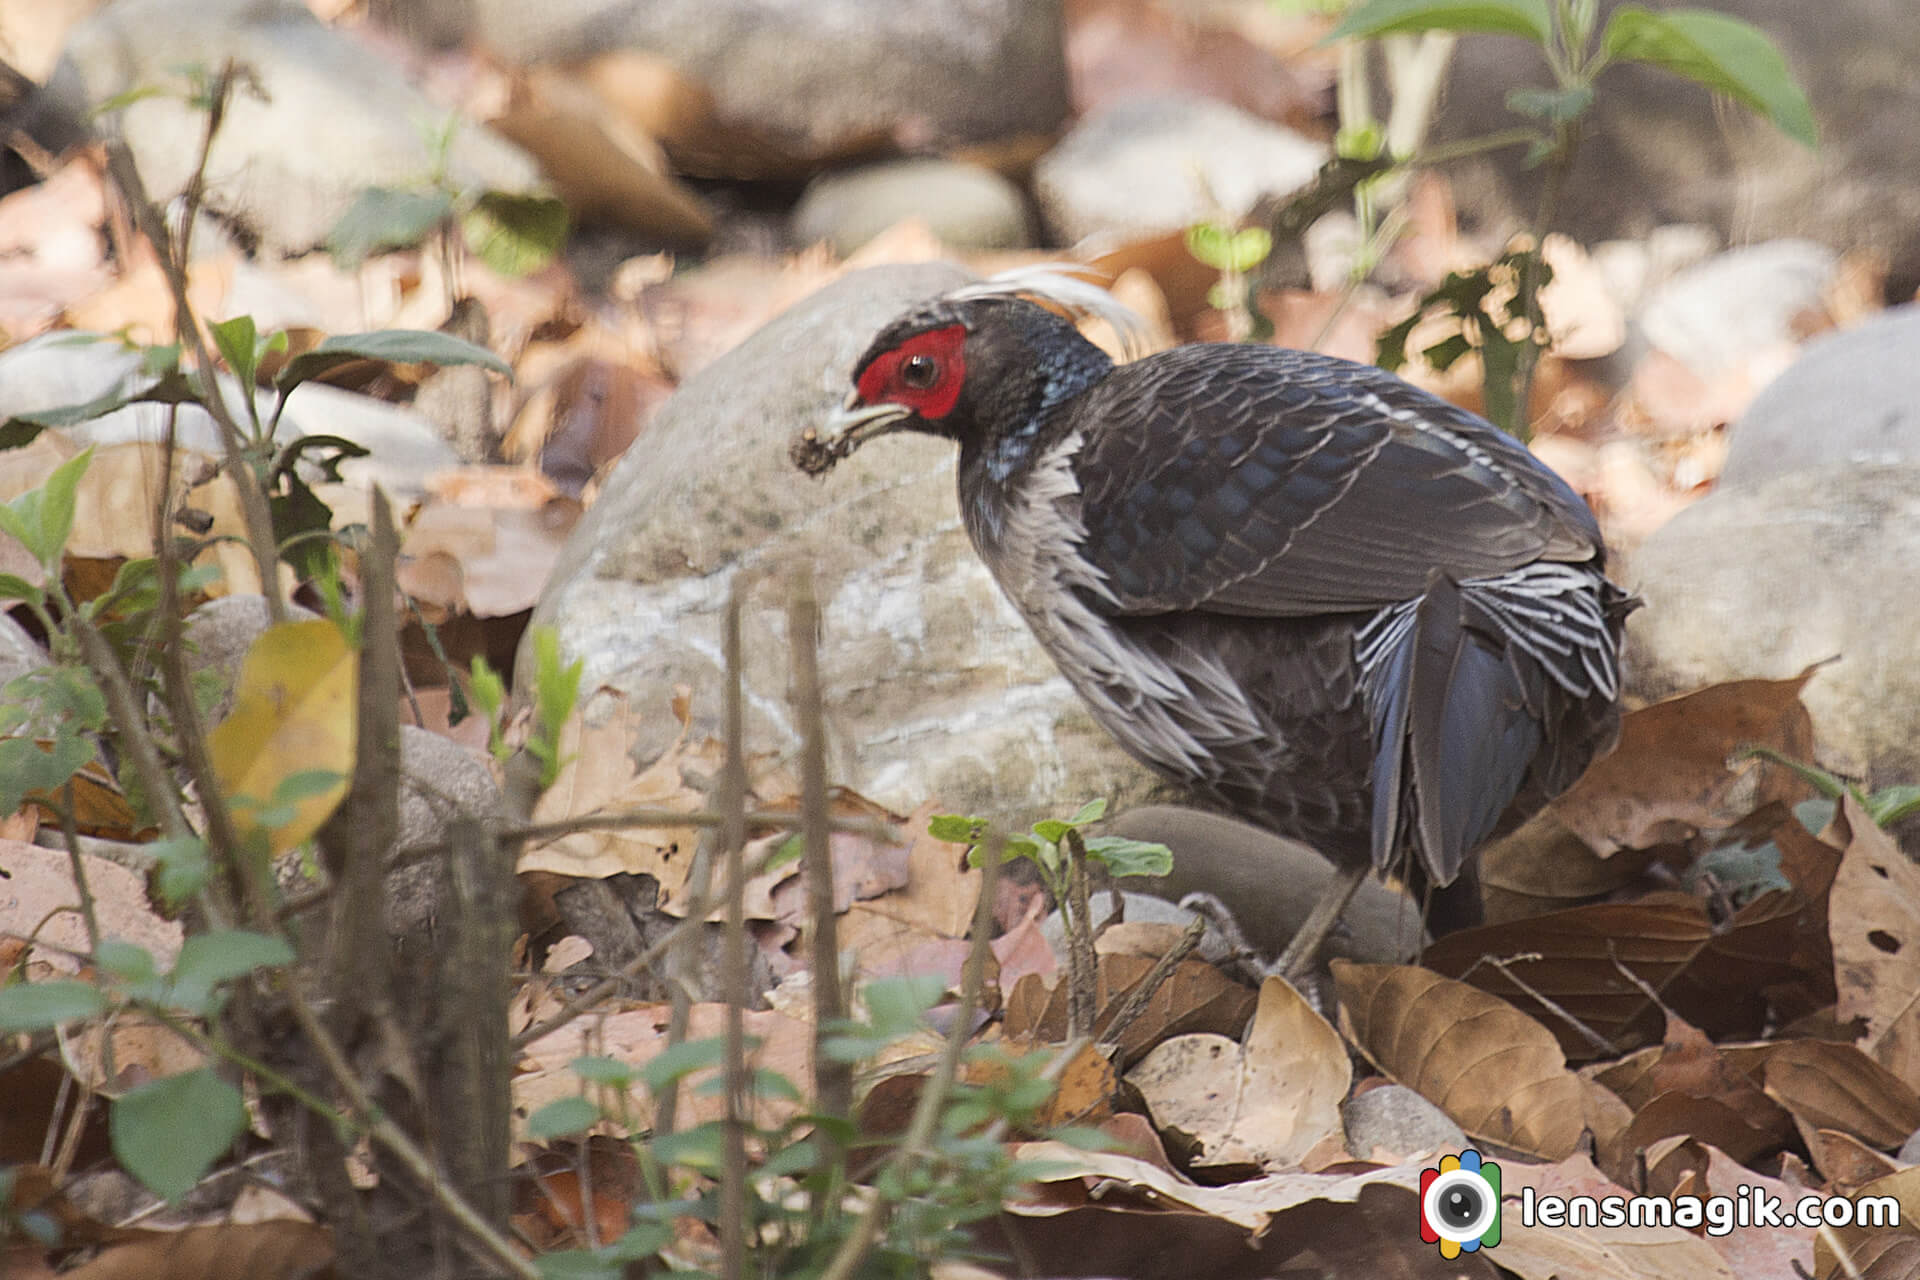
[788,392,915,476]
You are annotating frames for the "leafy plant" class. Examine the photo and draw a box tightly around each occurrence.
[326,115,570,280]
[529,988,1083,1280]
[1300,0,1814,438]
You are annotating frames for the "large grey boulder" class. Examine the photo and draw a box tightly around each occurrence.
[1430,0,1920,292]
[1625,464,1920,785]
[1034,94,1326,247]
[51,0,540,255]
[527,264,1167,825]
[469,0,1069,176]
[1721,305,1920,487]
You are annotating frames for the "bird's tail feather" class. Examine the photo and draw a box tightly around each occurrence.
[1363,570,1544,884]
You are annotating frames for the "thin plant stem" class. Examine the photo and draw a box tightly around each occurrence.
[719,588,748,1280]
[819,834,1002,1280]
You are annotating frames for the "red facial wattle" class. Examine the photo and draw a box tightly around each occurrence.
[855,324,967,420]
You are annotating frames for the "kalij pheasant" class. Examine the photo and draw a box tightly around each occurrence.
[793,271,1631,973]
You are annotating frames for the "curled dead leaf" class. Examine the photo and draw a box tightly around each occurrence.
[1332,961,1586,1159]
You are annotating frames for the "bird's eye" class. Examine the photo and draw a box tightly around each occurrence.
[899,353,940,390]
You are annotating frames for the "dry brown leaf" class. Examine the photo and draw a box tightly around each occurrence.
[1814,1167,1920,1280]
[1005,1140,1423,1232]
[1425,890,1808,1056]
[848,811,978,940]
[396,491,576,618]
[63,250,234,348]
[0,438,258,596]
[1538,233,1627,360]
[1333,960,1587,1159]
[1033,1039,1116,1129]
[518,687,713,896]
[1478,808,1656,922]
[1125,977,1348,1172]
[486,66,711,243]
[1004,953,1256,1064]
[0,840,182,973]
[55,1221,334,1280]
[1761,1039,1920,1151]
[1807,1129,1903,1198]
[1493,1152,1736,1280]
[1545,672,1817,857]
[514,1000,811,1138]
[1830,794,1920,1090]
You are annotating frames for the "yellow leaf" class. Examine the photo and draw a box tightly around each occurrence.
[206,619,357,856]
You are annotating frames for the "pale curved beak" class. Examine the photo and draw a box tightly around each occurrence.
[790,392,914,475]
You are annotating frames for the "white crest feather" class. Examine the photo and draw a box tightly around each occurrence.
[944,265,1149,361]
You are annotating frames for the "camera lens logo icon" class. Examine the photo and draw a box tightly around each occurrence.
[1419,1149,1501,1257]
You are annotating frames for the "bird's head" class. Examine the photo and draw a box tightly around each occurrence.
[791,269,1144,476]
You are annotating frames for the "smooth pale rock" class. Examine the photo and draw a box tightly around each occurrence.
[1041,891,1236,967]
[1102,805,1423,965]
[1430,1,1920,291]
[1721,305,1920,487]
[1625,464,1920,785]
[386,725,504,940]
[792,160,1033,256]
[527,263,1168,828]
[469,0,1069,174]
[1636,239,1836,377]
[1033,94,1326,246]
[1344,1084,1467,1161]
[50,0,540,255]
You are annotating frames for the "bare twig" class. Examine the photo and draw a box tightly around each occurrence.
[1462,952,1615,1057]
[1097,915,1207,1054]
[819,834,1002,1280]
[791,573,850,1172]
[101,140,284,620]
[719,589,749,1280]
[1061,828,1098,1040]
[282,989,541,1280]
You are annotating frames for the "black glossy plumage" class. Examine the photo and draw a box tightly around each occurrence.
[829,290,1631,911]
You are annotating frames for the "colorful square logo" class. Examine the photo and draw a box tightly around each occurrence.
[1419,1149,1502,1257]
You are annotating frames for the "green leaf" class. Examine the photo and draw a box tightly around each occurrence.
[0,980,106,1031]
[0,369,198,448]
[928,814,984,844]
[33,446,93,569]
[649,1121,725,1173]
[1031,820,1069,844]
[325,186,454,270]
[1421,332,1475,371]
[1327,0,1551,43]
[461,191,570,278]
[864,974,947,1036]
[1868,785,1920,827]
[149,835,211,908]
[1600,6,1816,147]
[638,1036,729,1093]
[209,315,261,388]
[94,939,158,987]
[526,1096,601,1139]
[165,929,295,1013]
[1067,798,1108,826]
[111,1068,244,1200]
[0,733,96,820]
[1082,836,1175,879]
[570,1054,637,1087]
[0,574,44,606]
[275,330,510,397]
[1505,84,1595,123]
